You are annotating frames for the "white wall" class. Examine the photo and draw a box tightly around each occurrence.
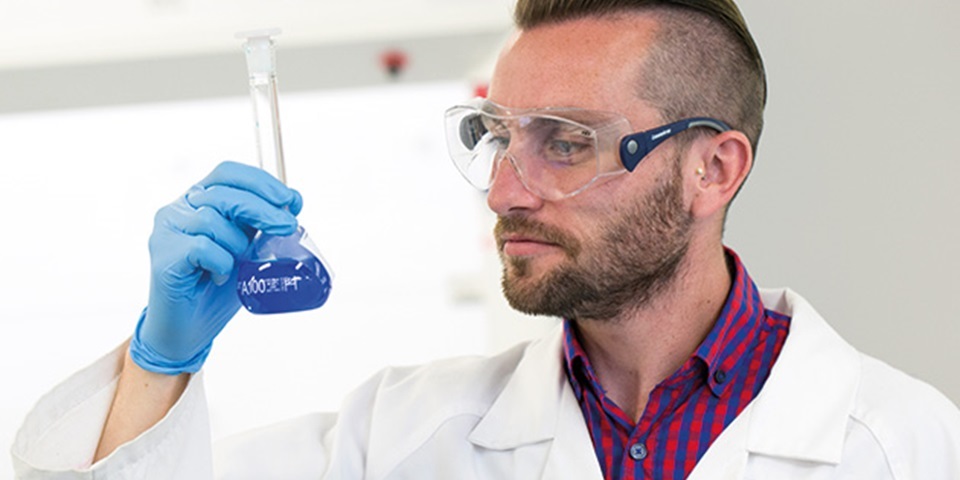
[730,0,960,403]
[2,0,959,477]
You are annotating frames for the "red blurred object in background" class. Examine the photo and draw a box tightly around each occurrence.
[472,82,489,98]
[380,49,408,79]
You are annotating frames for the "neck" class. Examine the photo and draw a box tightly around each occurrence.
[573,241,732,421]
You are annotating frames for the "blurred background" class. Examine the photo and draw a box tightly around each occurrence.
[1,0,958,476]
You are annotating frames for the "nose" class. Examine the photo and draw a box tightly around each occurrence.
[486,152,545,215]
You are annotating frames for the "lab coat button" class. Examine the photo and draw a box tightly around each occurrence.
[629,442,648,460]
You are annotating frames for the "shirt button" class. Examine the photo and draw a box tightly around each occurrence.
[714,369,727,384]
[629,442,648,461]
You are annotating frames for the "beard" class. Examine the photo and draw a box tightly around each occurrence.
[496,159,693,321]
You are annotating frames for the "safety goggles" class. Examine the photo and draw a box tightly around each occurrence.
[444,98,731,200]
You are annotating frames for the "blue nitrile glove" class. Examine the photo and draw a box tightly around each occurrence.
[130,161,303,374]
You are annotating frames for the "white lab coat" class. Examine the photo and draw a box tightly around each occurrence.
[12,288,960,479]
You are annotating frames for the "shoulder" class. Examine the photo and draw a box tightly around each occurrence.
[852,353,960,451]
[757,288,960,475]
[212,343,545,479]
[330,340,545,477]
[855,354,959,417]
[841,353,960,477]
[368,340,531,410]
[337,339,535,441]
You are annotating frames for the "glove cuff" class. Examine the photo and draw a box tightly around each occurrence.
[130,308,212,375]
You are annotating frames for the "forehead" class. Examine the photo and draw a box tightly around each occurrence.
[481,100,627,127]
[489,13,661,120]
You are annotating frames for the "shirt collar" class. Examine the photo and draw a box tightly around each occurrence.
[562,247,768,400]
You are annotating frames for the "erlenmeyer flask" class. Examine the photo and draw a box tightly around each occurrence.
[237,226,333,314]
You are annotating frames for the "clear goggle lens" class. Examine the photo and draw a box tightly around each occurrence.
[445,101,626,200]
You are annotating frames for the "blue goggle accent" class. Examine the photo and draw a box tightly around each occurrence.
[619,117,731,172]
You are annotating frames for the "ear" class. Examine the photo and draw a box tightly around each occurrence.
[687,130,753,219]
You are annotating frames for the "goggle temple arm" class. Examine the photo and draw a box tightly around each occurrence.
[618,117,732,172]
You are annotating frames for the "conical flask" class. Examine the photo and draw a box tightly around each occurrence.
[238,226,333,314]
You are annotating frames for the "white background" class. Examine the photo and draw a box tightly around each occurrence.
[0,81,557,464]
[2,0,959,477]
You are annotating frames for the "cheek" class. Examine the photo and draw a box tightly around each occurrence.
[551,181,630,244]
[561,207,621,257]
[547,156,685,251]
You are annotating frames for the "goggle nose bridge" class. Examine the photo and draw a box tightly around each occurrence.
[489,148,550,199]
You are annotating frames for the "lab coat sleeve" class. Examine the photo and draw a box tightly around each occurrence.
[11,343,214,480]
[12,341,399,480]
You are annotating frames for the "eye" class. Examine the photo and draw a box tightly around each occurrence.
[549,140,578,156]
[476,117,512,149]
[486,128,511,149]
[544,137,592,165]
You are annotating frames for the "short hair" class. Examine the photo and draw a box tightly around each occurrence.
[514,0,767,155]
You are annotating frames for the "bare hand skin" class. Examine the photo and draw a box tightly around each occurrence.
[94,343,189,463]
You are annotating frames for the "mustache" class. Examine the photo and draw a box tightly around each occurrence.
[494,215,582,257]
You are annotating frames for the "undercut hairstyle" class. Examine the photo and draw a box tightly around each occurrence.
[514,0,767,155]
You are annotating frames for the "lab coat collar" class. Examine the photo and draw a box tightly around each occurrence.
[468,323,569,449]
[468,289,860,472]
[468,323,604,477]
[746,288,861,464]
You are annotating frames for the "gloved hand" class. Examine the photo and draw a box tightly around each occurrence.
[130,161,303,375]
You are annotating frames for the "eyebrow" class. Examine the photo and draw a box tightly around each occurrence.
[481,116,509,132]
[541,109,620,128]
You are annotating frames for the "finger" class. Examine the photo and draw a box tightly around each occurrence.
[151,234,235,289]
[183,235,236,284]
[288,188,303,216]
[180,205,251,258]
[185,185,298,235]
[198,161,299,210]
[154,199,252,257]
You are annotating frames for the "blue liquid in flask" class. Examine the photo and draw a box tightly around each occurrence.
[237,226,332,314]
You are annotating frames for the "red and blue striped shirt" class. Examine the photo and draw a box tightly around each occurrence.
[563,249,790,480]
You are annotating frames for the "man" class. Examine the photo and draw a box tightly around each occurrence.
[13,0,960,478]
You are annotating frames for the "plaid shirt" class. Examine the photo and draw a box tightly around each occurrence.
[563,249,790,480]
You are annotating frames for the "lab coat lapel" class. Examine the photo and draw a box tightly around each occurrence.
[688,289,860,478]
[686,401,753,479]
[468,324,603,479]
[467,289,858,479]
[538,379,605,479]
[746,289,859,463]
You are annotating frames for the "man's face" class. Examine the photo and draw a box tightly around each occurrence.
[487,14,695,321]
